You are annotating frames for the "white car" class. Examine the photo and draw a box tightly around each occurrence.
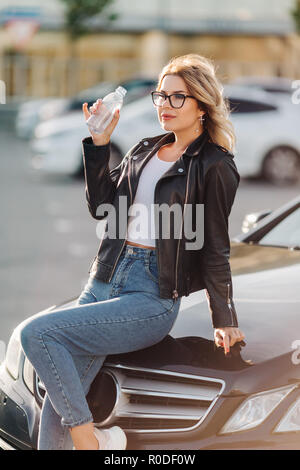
[30,85,300,185]
[15,97,67,140]
[225,84,300,185]
[230,75,295,96]
[16,78,156,140]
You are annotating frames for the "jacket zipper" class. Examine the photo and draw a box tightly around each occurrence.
[108,141,162,283]
[108,156,133,282]
[107,146,192,293]
[172,158,192,301]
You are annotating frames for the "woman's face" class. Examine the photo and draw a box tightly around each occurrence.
[155,74,204,134]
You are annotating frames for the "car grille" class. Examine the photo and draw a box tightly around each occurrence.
[87,363,225,434]
[35,374,46,404]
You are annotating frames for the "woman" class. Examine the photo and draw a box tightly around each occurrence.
[20,53,245,450]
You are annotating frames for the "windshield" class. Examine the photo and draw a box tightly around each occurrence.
[258,207,300,248]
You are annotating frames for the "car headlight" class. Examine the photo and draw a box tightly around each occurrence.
[23,356,35,395]
[219,384,297,434]
[4,327,23,380]
[274,395,300,433]
[4,305,57,380]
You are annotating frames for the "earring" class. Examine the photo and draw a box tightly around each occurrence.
[195,114,206,132]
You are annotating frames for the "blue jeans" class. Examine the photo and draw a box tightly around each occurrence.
[20,244,182,450]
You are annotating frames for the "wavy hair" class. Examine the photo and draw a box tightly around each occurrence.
[156,54,236,152]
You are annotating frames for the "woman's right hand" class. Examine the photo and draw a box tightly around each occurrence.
[82,99,120,146]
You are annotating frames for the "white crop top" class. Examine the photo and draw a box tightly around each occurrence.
[126,151,175,247]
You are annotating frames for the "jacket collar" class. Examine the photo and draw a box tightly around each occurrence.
[140,128,210,157]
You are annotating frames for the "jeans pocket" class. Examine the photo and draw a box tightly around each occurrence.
[159,297,176,312]
[86,276,107,301]
[145,261,159,283]
[77,288,97,305]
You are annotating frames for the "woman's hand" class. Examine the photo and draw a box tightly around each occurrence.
[82,99,120,146]
[214,327,245,355]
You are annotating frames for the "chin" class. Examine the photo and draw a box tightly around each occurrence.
[160,122,179,132]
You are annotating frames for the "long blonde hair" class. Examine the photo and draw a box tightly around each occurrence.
[156,54,236,152]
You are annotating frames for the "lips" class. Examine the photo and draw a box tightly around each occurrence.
[161,114,176,119]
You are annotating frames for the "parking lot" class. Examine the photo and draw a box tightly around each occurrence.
[0,127,299,347]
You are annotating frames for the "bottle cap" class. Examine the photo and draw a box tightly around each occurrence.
[116,86,127,97]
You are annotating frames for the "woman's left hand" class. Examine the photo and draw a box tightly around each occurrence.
[214,327,245,355]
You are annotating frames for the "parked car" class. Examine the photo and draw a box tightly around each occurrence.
[230,75,294,96]
[15,97,65,140]
[30,84,300,185]
[225,84,300,185]
[15,77,156,140]
[240,209,272,234]
[0,195,300,450]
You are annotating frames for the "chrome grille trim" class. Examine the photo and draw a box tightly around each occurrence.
[100,363,225,434]
[0,436,16,450]
[36,375,46,402]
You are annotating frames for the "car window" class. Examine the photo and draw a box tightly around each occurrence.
[258,207,300,248]
[227,98,277,113]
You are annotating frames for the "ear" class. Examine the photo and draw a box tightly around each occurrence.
[197,103,206,117]
[198,110,206,119]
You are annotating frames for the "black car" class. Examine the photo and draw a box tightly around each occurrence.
[0,196,300,450]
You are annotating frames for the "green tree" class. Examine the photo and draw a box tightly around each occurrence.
[59,0,118,93]
[60,0,118,41]
[291,0,300,33]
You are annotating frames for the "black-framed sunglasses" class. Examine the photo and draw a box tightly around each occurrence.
[151,90,198,109]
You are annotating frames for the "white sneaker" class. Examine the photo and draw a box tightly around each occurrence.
[94,426,127,450]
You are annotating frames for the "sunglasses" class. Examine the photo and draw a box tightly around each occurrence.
[151,91,198,109]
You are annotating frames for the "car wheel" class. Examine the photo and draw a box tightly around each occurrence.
[262,146,300,186]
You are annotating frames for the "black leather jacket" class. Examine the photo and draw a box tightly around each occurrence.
[81,128,240,328]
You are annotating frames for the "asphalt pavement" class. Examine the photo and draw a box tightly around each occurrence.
[0,128,299,349]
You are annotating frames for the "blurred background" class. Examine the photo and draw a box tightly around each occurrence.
[0,0,300,347]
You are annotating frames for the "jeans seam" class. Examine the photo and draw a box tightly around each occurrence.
[79,356,97,382]
[85,288,98,302]
[111,257,134,296]
[38,308,175,337]
[58,423,69,450]
[145,266,158,283]
[39,333,75,423]
[144,258,158,284]
[62,415,94,429]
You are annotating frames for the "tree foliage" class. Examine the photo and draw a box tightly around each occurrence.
[291,0,300,33]
[59,0,117,40]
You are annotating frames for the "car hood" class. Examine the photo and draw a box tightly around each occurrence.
[105,243,300,372]
[51,243,300,377]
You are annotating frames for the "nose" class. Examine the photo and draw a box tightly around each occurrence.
[160,97,172,110]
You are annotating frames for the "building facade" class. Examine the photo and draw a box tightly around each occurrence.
[0,0,299,97]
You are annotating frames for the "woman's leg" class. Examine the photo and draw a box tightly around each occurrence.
[37,288,108,450]
[20,247,181,450]
[37,353,106,449]
[38,394,72,450]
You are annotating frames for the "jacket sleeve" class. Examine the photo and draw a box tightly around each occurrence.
[81,136,140,220]
[201,154,240,328]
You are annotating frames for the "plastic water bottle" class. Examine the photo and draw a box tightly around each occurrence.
[86,86,127,134]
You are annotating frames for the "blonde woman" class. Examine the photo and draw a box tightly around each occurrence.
[20,54,245,450]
